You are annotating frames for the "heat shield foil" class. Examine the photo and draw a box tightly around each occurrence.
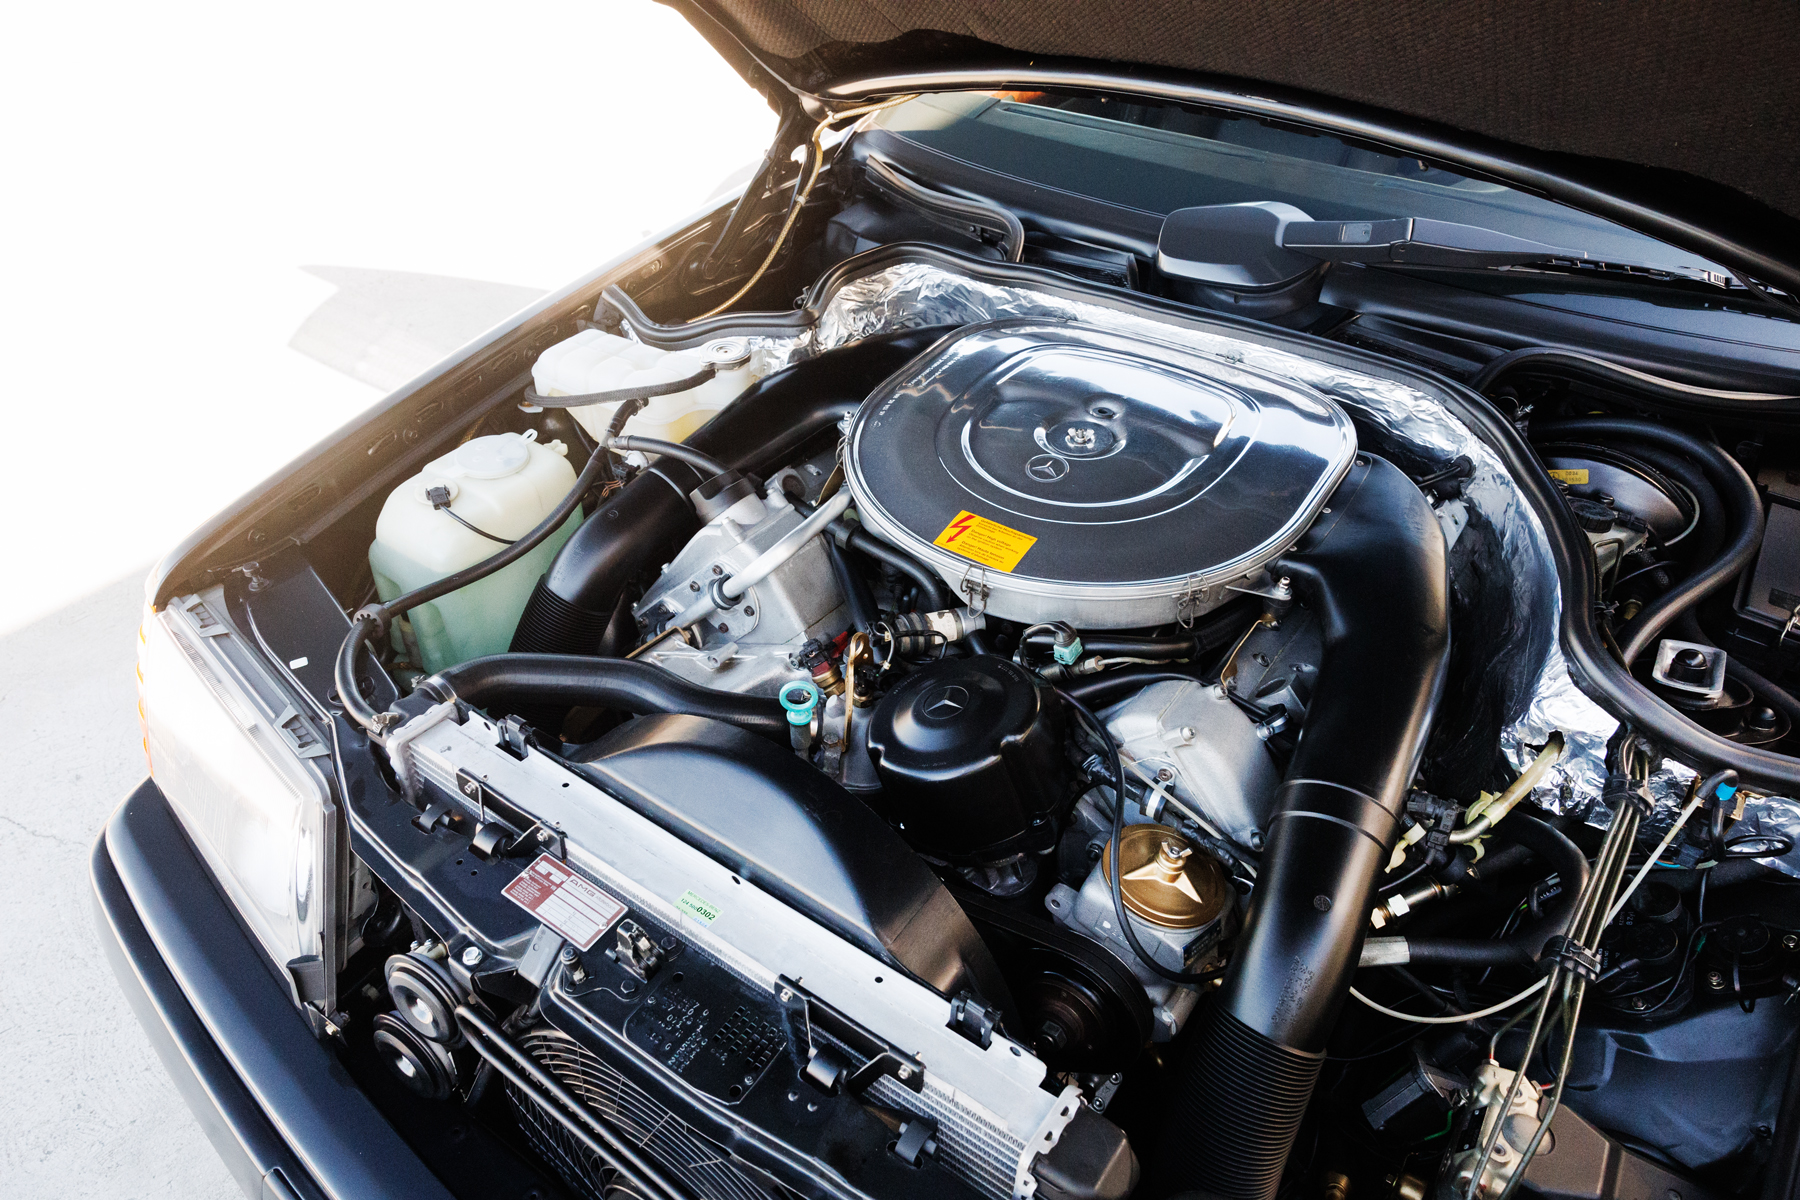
[659,258,1799,870]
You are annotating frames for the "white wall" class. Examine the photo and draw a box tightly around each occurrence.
[0,0,773,633]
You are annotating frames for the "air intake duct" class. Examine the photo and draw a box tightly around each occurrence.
[1154,455,1450,1200]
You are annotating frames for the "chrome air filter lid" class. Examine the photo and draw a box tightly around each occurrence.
[843,320,1357,628]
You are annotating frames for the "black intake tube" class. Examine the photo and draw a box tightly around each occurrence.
[509,326,957,660]
[1155,457,1450,1200]
[421,654,786,740]
[510,461,703,656]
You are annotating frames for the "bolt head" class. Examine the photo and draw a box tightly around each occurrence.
[1706,970,1726,989]
[1180,726,1197,741]
[461,945,484,967]
[559,945,579,964]
[1784,934,1798,952]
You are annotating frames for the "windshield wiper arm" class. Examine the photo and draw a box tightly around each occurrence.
[1157,202,1584,288]
[1279,216,1584,269]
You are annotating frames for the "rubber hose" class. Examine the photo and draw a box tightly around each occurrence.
[1023,632,1199,660]
[420,654,785,740]
[607,435,728,479]
[842,525,955,610]
[1154,457,1450,1200]
[1399,814,1591,967]
[1606,441,1727,567]
[1065,666,1208,709]
[826,537,878,634]
[1531,418,1763,667]
[1473,347,1800,410]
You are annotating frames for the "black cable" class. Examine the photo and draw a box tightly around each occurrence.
[1057,685,1225,986]
[1378,854,1436,896]
[1725,832,1796,859]
[1021,630,1201,661]
[426,488,516,546]
[520,363,717,410]
[824,536,878,634]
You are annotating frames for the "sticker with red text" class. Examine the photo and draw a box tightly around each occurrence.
[502,854,626,951]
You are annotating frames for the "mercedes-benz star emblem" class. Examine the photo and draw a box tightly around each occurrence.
[921,684,970,718]
[1026,453,1069,482]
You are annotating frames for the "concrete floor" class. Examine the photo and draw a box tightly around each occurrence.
[0,5,769,1193]
[0,571,237,1196]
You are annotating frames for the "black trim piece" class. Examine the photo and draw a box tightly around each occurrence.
[96,778,455,1200]
[92,817,325,1200]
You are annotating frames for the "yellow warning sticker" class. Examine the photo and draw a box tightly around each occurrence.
[1547,468,1590,485]
[933,510,1037,572]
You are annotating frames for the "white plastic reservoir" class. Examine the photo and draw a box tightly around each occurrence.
[368,431,581,674]
[530,328,764,445]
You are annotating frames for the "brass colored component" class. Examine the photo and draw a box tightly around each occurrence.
[1101,826,1229,929]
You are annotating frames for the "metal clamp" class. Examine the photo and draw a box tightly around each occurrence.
[1541,935,1602,981]
[777,976,924,1096]
[1173,575,1212,628]
[959,566,990,616]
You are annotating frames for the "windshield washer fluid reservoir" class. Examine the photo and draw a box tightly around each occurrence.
[531,329,762,445]
[369,431,582,674]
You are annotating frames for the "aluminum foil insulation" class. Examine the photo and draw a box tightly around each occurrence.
[638,258,1800,868]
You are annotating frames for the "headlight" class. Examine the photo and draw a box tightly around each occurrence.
[137,588,336,1004]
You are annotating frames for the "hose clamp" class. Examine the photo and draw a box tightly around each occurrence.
[1540,934,1602,981]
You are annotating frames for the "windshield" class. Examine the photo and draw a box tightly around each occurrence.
[867,92,1732,283]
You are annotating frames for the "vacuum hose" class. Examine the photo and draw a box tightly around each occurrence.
[1377,814,1590,968]
[1155,456,1450,1200]
[1529,417,1763,668]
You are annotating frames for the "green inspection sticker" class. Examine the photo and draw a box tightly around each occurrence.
[676,889,721,925]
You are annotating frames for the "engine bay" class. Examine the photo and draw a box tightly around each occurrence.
[144,118,1800,1200]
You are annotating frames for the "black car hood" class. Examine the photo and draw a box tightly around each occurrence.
[668,0,1800,288]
